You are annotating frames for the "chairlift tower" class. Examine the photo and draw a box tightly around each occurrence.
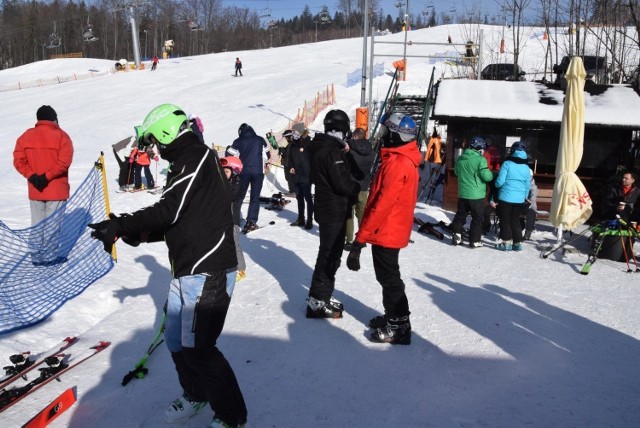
[113,0,147,69]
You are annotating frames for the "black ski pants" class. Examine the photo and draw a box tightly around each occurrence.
[294,182,313,221]
[309,221,346,301]
[168,271,247,426]
[371,245,410,319]
[497,200,525,243]
[451,198,485,243]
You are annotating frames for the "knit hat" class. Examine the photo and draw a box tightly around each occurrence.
[36,105,57,122]
[292,122,306,135]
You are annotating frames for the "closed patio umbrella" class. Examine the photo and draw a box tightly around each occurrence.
[549,56,593,240]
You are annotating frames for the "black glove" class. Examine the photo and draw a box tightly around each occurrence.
[346,241,365,271]
[88,213,122,254]
[29,174,49,192]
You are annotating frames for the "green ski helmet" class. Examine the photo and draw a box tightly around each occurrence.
[139,104,189,146]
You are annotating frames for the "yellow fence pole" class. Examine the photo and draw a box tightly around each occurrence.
[97,151,117,261]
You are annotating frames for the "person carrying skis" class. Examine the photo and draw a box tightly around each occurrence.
[450,136,494,248]
[232,123,269,233]
[88,104,247,428]
[305,109,360,319]
[345,113,421,345]
[288,125,314,229]
[234,57,242,76]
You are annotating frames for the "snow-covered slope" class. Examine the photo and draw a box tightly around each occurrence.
[1,25,639,427]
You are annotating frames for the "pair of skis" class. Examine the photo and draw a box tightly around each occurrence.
[413,217,445,240]
[1,338,110,425]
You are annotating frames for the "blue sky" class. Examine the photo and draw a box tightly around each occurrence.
[223,1,506,23]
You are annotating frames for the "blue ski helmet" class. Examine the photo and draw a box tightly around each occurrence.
[384,113,417,142]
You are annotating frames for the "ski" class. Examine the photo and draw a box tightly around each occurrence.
[0,341,110,414]
[241,221,276,235]
[413,217,444,240]
[147,187,163,195]
[581,234,605,275]
[0,337,77,392]
[22,386,77,428]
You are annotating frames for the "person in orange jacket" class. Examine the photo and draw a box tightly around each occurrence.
[346,113,422,345]
[13,105,74,264]
[129,144,157,190]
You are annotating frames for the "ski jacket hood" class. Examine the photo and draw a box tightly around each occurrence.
[454,148,493,200]
[232,125,268,175]
[355,141,421,248]
[347,137,375,191]
[14,120,74,201]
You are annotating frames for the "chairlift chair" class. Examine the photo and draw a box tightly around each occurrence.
[395,1,404,8]
[187,19,203,31]
[46,34,61,49]
[267,20,278,30]
[260,8,271,18]
[83,25,98,42]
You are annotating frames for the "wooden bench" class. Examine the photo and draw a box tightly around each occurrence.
[536,187,553,219]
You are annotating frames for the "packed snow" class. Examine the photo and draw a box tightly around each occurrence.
[0,24,639,427]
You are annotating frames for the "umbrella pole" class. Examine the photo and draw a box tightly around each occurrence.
[556,224,564,245]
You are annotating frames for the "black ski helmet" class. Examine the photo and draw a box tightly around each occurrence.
[468,136,487,151]
[323,109,350,133]
[510,141,527,153]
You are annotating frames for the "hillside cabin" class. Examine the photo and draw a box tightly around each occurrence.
[431,79,640,221]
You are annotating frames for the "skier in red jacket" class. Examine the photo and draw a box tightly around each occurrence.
[14,105,74,264]
[346,113,421,345]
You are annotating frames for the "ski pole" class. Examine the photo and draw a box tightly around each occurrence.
[122,313,166,386]
[619,225,632,272]
[540,222,601,259]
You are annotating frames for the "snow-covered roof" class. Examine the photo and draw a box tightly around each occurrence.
[433,79,640,128]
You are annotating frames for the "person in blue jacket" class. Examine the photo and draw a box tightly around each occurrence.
[494,141,532,251]
[231,123,270,233]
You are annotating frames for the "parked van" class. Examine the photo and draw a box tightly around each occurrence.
[553,55,609,87]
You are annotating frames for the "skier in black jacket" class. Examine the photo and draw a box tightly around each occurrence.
[88,104,247,428]
[306,109,360,319]
[288,127,314,229]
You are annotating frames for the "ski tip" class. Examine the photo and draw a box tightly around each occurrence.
[65,336,79,345]
[93,341,112,351]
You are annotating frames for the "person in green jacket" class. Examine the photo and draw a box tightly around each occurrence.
[451,136,494,247]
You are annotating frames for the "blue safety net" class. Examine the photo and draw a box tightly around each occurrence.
[0,162,114,334]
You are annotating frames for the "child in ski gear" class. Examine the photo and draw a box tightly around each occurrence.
[494,141,532,251]
[288,125,314,229]
[231,123,269,233]
[345,127,374,249]
[346,113,421,345]
[129,144,157,189]
[88,104,247,428]
[451,136,493,247]
[220,155,247,279]
[14,105,74,265]
[235,58,242,76]
[522,178,538,240]
[306,109,360,319]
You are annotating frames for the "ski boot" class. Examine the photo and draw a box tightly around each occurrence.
[306,296,343,319]
[370,315,411,345]
[242,221,259,234]
[305,218,313,230]
[512,242,523,251]
[290,217,304,227]
[165,395,207,424]
[452,233,462,246]
[210,416,247,427]
[496,240,513,251]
